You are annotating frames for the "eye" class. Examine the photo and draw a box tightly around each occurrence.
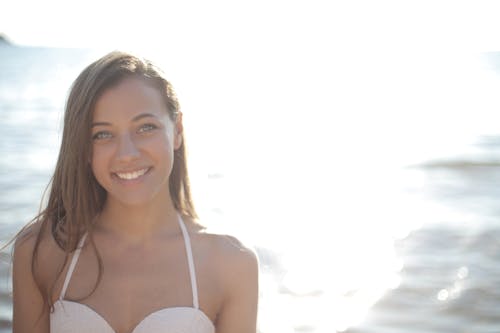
[138,123,158,133]
[92,131,112,141]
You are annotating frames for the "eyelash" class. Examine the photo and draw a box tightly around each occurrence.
[92,131,112,141]
[92,124,158,141]
[138,123,158,133]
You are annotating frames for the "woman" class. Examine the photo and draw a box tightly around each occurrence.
[12,51,259,333]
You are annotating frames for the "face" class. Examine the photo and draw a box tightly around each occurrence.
[90,77,182,207]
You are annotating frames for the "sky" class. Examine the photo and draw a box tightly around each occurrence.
[2,0,500,52]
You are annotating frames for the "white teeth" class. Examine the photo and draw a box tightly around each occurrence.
[115,168,149,180]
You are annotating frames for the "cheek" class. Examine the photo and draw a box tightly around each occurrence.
[90,147,108,180]
[149,132,174,155]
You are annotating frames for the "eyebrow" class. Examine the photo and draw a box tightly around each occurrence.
[91,113,159,128]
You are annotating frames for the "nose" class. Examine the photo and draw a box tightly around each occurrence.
[116,132,140,163]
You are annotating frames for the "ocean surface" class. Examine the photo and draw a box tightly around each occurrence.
[1,45,500,333]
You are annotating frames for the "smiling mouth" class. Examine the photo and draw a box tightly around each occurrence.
[114,168,150,180]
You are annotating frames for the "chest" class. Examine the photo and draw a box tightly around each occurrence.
[51,237,221,333]
[50,300,215,333]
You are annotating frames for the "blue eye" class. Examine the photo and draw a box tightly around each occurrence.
[138,123,158,133]
[92,131,112,140]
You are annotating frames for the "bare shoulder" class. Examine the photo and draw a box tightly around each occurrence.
[194,226,258,268]
[189,223,259,332]
[13,220,43,264]
[191,225,259,288]
[12,220,65,332]
[13,220,66,292]
[14,219,63,257]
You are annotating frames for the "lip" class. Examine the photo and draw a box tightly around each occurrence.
[112,167,152,183]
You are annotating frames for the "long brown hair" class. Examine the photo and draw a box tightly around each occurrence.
[15,51,197,313]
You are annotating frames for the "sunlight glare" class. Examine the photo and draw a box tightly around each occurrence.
[3,1,500,332]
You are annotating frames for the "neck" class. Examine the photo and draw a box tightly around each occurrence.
[96,195,181,242]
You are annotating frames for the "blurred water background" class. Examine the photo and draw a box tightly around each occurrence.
[1,40,500,333]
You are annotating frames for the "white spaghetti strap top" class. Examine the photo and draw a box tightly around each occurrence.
[50,215,215,333]
[178,215,199,309]
[58,233,87,300]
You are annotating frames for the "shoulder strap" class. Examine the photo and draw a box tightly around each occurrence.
[177,216,200,309]
[59,233,88,300]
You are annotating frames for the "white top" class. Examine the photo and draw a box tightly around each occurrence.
[50,216,215,333]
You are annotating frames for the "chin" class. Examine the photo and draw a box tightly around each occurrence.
[106,193,160,208]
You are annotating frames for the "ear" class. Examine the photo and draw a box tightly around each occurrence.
[174,112,183,150]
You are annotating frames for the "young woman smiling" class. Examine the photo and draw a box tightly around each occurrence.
[11,51,259,333]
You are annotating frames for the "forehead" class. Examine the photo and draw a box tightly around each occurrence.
[93,77,168,121]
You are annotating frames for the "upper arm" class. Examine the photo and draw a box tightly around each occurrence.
[215,237,259,333]
[12,232,49,333]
